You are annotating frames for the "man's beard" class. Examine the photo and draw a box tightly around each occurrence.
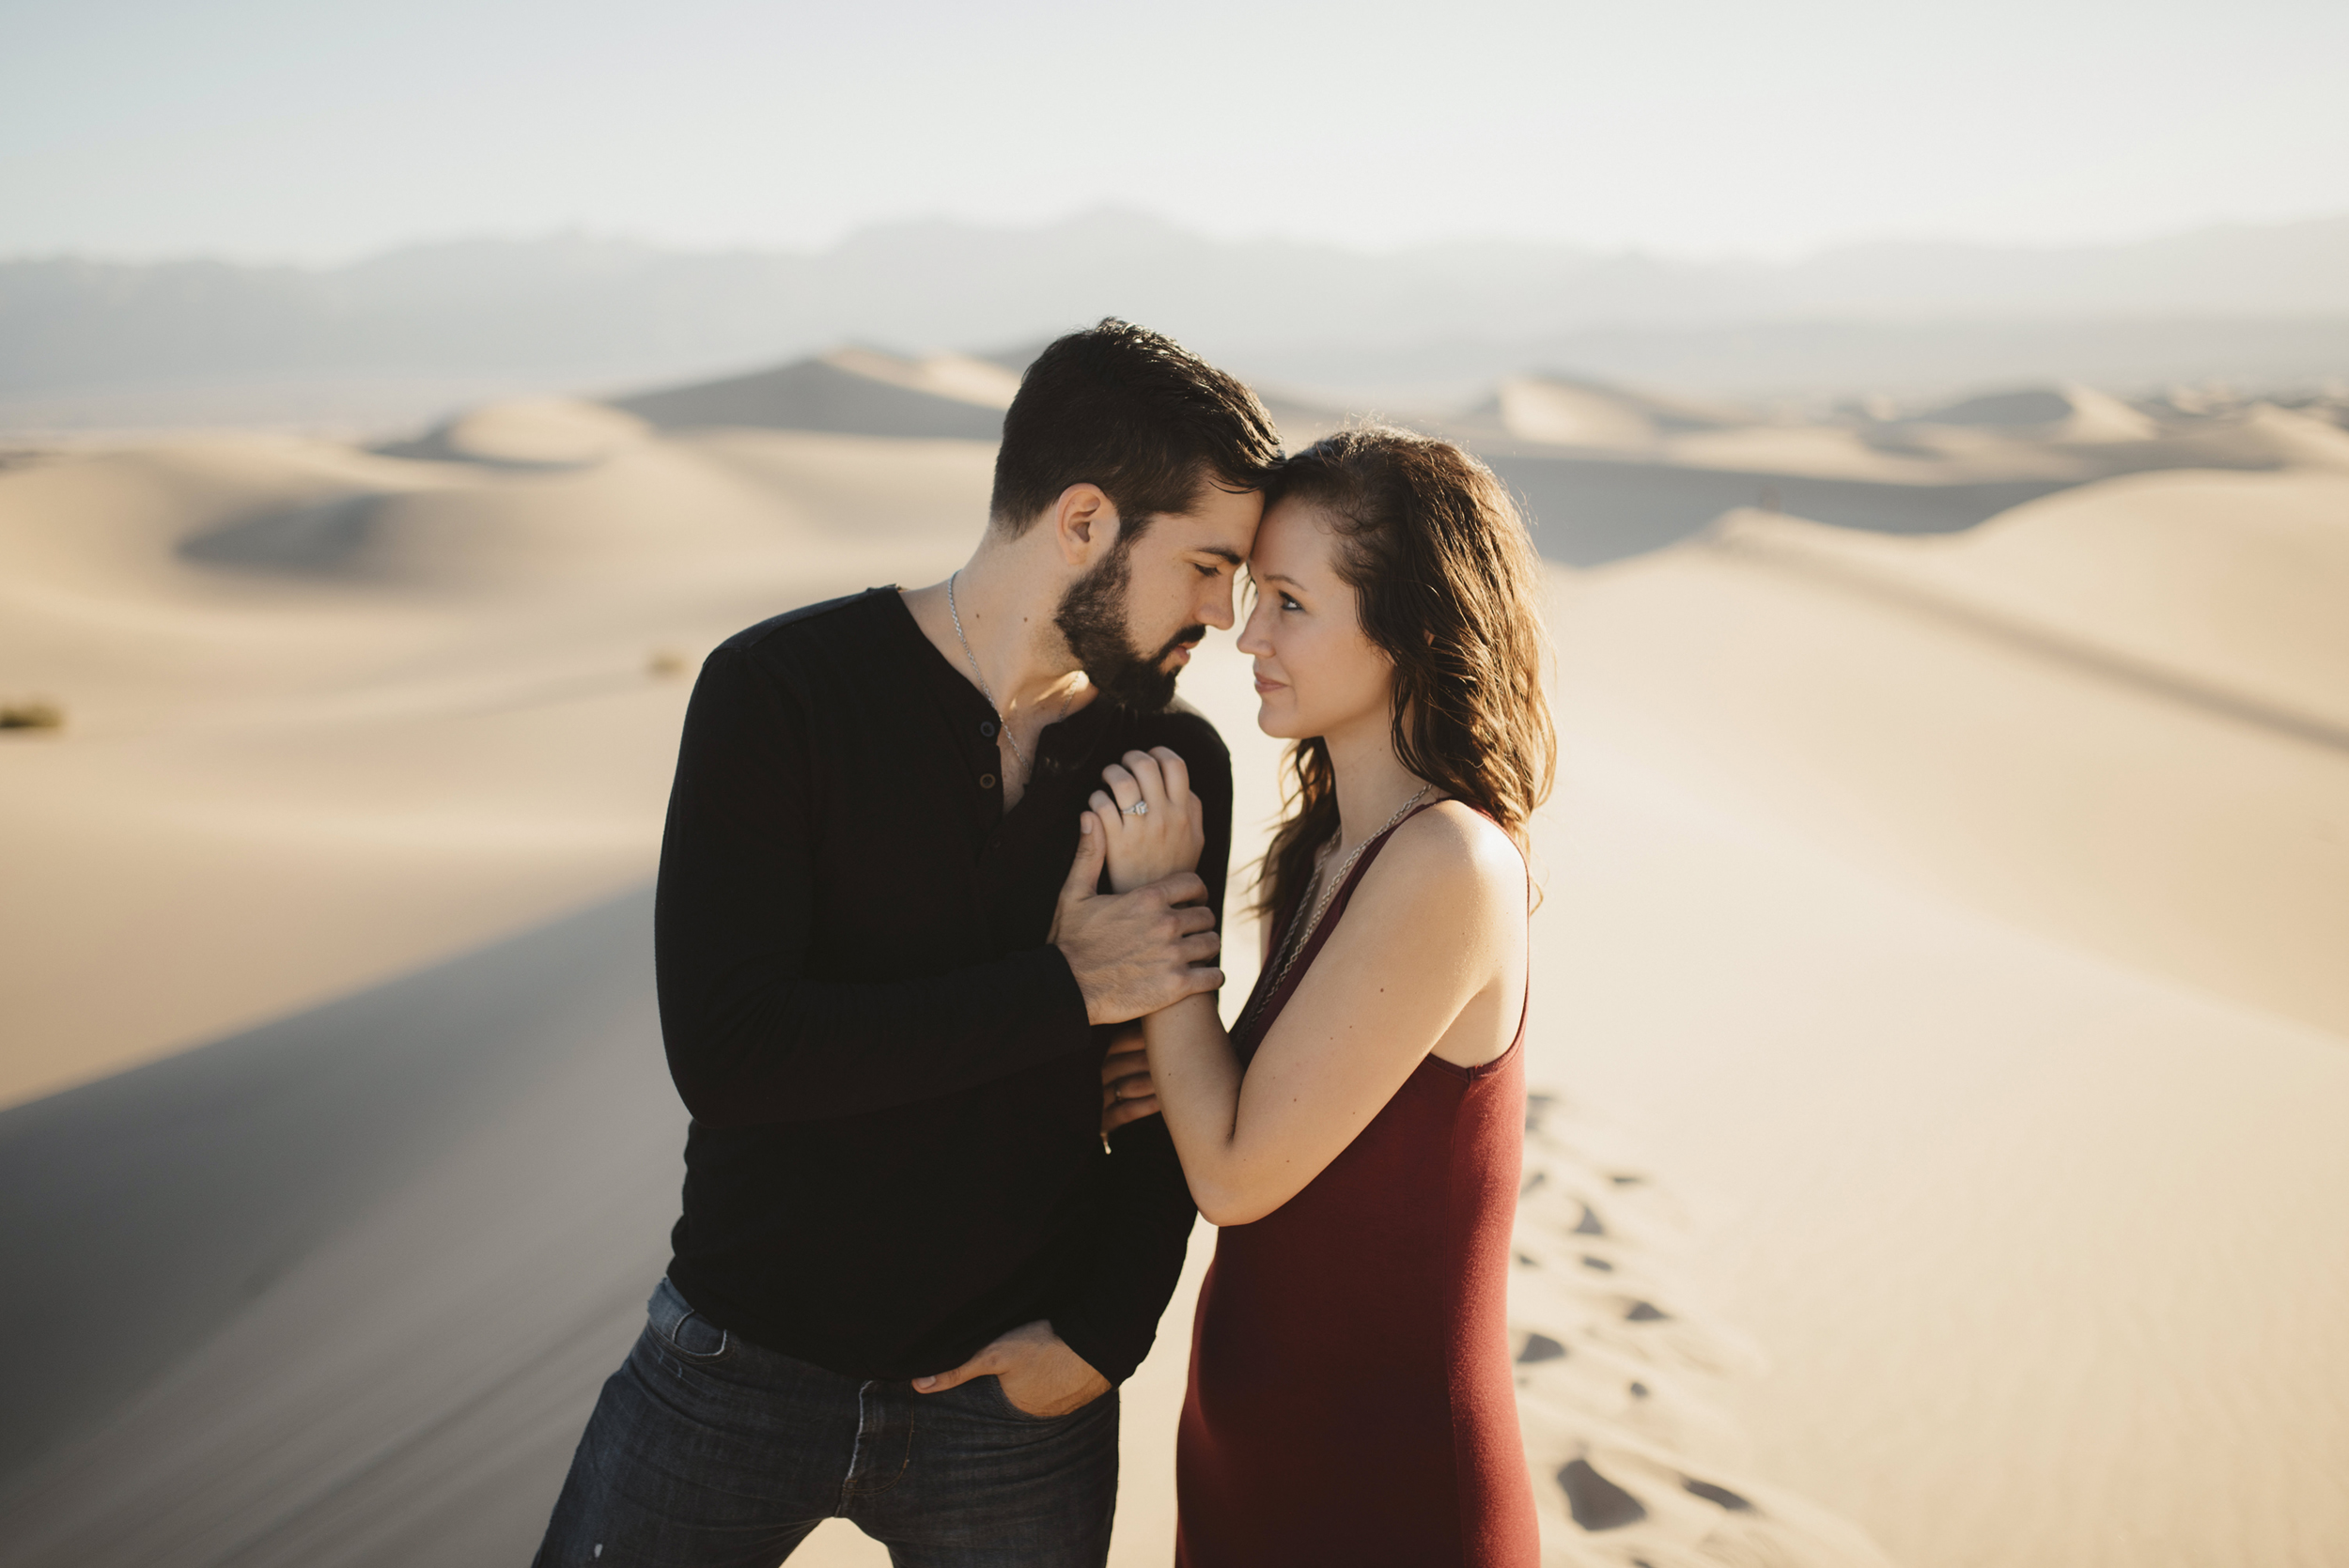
[1054,546,1203,713]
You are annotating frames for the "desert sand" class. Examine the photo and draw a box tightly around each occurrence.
[3,352,2345,1565]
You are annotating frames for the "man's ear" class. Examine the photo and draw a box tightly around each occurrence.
[1052,483,1121,567]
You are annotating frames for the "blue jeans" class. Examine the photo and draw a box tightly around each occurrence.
[533,1279,1119,1568]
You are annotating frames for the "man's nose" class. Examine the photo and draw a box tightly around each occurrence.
[1199,577,1237,631]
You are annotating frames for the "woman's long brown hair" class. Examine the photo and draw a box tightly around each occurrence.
[1253,425,1557,927]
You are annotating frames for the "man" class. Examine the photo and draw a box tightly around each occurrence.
[534,320,1283,1567]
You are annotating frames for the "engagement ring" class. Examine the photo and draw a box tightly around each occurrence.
[1126,801,1148,816]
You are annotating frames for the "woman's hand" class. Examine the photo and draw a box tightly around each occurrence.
[1089,748,1206,894]
[1099,1024,1159,1136]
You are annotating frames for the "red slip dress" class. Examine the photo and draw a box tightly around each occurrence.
[1174,804,1540,1567]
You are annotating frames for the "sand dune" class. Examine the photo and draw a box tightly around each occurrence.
[1463,376,2346,477]
[4,381,2345,1566]
[1502,1094,1897,1567]
[0,893,676,1530]
[375,396,654,468]
[0,418,991,1110]
[1555,474,2349,1037]
[1709,472,2349,738]
[1883,387,2349,475]
[609,348,1018,439]
[1529,738,2349,1568]
[1520,467,2349,1559]
[1475,374,1748,452]
[1429,376,2346,566]
[1907,381,2160,442]
[1483,453,2075,566]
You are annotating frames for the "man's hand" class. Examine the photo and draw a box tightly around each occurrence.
[1100,1023,1159,1136]
[912,1319,1111,1417]
[1053,815,1222,1025]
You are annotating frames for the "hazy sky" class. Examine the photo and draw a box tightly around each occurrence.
[2,0,2343,263]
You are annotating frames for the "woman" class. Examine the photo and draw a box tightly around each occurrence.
[1076,427,1555,1564]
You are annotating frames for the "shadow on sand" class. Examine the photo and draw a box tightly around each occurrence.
[0,888,680,1567]
[1489,453,2076,567]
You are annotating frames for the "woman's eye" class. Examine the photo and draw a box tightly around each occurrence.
[1279,594,1301,612]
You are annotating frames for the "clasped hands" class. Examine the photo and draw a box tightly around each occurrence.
[1051,746,1219,1028]
[1072,746,1207,1137]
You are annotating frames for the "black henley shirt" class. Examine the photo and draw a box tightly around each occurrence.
[655,587,1228,1386]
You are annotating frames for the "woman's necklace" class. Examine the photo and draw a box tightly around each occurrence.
[949,569,1075,778]
[1242,782,1434,1037]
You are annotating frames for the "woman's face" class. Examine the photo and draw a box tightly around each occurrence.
[1236,500,1392,742]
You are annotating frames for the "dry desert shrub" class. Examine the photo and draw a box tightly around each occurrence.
[0,700,65,733]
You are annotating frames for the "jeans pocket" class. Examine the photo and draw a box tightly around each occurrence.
[670,1312,729,1360]
[650,1278,731,1363]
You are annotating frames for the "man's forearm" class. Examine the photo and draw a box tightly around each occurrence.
[1049,1113,1198,1386]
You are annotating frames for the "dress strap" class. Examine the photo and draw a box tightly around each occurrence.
[1236,800,1445,1057]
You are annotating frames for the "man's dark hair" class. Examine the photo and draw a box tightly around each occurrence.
[989,318,1283,536]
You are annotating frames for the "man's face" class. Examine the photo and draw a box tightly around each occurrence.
[1055,482,1264,711]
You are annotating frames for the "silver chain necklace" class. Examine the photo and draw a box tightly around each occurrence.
[948,570,1074,776]
[1241,783,1434,1038]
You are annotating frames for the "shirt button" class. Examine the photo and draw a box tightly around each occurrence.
[980,721,998,738]
[978,772,998,790]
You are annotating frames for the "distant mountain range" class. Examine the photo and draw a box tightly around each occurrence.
[4,210,2346,427]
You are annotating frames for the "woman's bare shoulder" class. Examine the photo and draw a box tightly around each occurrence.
[1362,799,1524,914]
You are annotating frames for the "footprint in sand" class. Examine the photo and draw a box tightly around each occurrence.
[1558,1456,1648,1530]
[1509,1088,1896,1565]
[1681,1477,1753,1512]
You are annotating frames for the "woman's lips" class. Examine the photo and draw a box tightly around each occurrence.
[1252,675,1285,694]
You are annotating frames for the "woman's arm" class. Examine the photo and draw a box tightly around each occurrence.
[1140,803,1523,1226]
